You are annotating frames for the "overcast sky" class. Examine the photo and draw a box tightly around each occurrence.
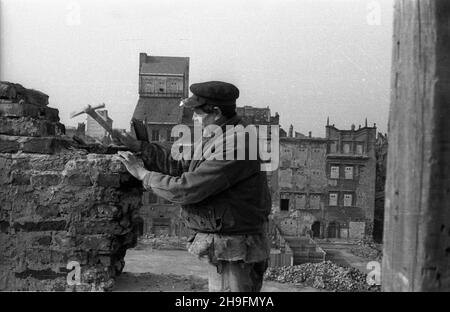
[1,0,393,137]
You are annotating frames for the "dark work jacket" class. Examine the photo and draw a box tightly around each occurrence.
[140,115,272,235]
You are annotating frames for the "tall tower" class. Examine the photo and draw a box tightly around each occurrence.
[132,53,191,142]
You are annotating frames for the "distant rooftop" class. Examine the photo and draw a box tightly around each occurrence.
[140,53,189,75]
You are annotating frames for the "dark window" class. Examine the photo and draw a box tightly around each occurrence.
[152,129,160,141]
[280,198,289,211]
[167,128,175,142]
[311,221,321,238]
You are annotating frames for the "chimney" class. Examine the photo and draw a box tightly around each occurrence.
[351,124,355,131]
[308,131,312,138]
[289,124,293,138]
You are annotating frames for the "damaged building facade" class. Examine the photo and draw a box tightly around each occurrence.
[273,120,377,240]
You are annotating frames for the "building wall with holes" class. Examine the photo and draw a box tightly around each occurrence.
[272,124,377,240]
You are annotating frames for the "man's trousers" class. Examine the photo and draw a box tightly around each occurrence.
[207,259,269,292]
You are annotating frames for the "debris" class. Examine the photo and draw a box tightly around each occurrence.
[350,239,382,261]
[264,261,381,292]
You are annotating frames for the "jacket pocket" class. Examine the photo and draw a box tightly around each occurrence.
[182,203,218,232]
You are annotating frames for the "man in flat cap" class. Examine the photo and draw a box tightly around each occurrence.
[117,81,272,292]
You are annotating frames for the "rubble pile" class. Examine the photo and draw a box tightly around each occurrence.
[350,239,382,261]
[264,261,381,292]
[0,82,143,291]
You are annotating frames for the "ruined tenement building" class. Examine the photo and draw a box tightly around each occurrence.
[273,120,377,240]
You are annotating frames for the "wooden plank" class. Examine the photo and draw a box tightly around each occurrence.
[382,0,450,291]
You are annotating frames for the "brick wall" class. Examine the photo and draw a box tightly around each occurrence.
[0,82,143,291]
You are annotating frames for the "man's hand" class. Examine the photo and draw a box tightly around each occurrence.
[112,130,141,152]
[116,151,149,181]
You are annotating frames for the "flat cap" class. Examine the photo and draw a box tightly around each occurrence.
[180,81,239,108]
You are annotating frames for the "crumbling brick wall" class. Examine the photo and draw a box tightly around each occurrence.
[0,82,142,291]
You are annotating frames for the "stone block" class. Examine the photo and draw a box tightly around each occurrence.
[21,137,73,154]
[0,82,49,106]
[63,173,92,186]
[0,141,20,153]
[30,173,61,187]
[0,135,76,154]
[11,171,31,185]
[0,102,58,121]
[0,117,65,137]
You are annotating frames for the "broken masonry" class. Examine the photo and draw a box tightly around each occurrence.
[0,81,143,291]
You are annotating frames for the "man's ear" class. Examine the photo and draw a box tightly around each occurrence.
[213,106,223,120]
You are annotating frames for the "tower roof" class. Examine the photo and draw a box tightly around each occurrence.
[132,97,192,124]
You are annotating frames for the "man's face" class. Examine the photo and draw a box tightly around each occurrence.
[192,108,217,128]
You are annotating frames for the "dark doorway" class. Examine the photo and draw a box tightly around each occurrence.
[280,198,289,211]
[327,221,340,238]
[134,216,144,237]
[311,221,321,238]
